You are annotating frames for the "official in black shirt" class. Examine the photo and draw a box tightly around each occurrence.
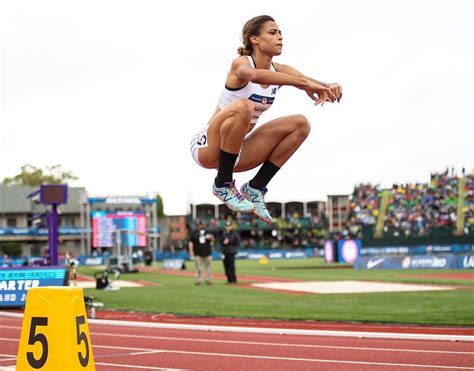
[188,220,213,285]
[220,221,240,284]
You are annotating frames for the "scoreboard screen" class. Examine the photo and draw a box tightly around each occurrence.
[91,211,147,248]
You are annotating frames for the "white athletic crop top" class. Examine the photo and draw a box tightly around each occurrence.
[218,56,280,125]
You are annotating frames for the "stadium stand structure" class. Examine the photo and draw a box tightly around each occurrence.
[188,169,473,251]
[189,200,328,250]
[1,169,472,262]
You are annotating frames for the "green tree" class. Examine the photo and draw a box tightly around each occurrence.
[0,242,22,257]
[156,194,165,218]
[2,164,78,186]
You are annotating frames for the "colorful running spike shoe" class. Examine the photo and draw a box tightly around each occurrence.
[212,180,255,213]
[240,182,273,225]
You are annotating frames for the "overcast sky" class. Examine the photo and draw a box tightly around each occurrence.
[1,0,472,215]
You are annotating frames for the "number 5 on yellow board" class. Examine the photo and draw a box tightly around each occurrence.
[16,287,95,370]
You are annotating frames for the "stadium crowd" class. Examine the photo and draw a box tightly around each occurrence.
[346,183,380,238]
[345,168,473,239]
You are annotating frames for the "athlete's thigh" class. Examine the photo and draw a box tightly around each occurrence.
[235,115,301,172]
[198,100,250,168]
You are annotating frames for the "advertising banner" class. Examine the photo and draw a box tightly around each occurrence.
[153,248,320,261]
[360,244,473,257]
[337,239,362,264]
[324,240,336,263]
[354,254,474,270]
[0,267,67,307]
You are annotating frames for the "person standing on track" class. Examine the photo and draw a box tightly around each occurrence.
[190,15,342,225]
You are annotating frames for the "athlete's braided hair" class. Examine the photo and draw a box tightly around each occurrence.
[237,15,275,56]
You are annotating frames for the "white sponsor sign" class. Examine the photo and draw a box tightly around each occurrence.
[367,257,385,269]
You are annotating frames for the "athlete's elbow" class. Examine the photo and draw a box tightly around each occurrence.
[245,69,260,83]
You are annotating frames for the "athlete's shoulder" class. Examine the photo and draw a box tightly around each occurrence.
[231,55,252,68]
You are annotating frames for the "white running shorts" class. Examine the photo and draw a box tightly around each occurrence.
[190,126,241,169]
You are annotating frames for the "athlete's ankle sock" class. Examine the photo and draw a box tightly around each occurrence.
[214,150,239,187]
[249,161,280,191]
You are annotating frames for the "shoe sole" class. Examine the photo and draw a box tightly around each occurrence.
[240,190,273,225]
[252,210,273,225]
[212,193,255,213]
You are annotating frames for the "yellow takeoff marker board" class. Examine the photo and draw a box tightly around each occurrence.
[16,287,95,370]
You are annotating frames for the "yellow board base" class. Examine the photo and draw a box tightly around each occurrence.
[16,286,95,370]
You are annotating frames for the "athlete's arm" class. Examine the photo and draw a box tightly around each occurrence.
[274,62,342,102]
[229,57,335,105]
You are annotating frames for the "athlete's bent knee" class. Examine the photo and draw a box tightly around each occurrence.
[199,155,219,169]
[293,114,311,138]
[231,99,253,122]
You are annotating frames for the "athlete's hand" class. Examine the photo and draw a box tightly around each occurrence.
[316,91,334,106]
[304,81,336,106]
[328,83,343,102]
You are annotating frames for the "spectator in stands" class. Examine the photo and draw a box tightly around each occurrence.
[189,15,341,226]
[345,183,380,238]
[220,221,240,284]
[188,220,214,285]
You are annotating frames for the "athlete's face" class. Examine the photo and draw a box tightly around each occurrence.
[253,21,283,56]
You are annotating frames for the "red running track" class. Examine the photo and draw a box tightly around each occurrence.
[88,309,474,336]
[1,314,473,370]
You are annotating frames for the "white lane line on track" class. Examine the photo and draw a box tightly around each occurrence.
[1,312,473,342]
[0,346,180,370]
[90,319,474,342]
[1,338,472,369]
[5,341,467,370]
[89,332,473,355]
[130,350,167,356]
[1,325,473,355]
[163,350,474,369]
[2,313,472,333]
[94,362,186,370]
[86,345,474,369]
[1,323,472,355]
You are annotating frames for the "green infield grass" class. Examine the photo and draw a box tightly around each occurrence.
[79,258,474,326]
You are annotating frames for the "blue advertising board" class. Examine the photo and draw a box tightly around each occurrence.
[76,255,108,266]
[337,239,362,264]
[360,244,473,257]
[0,227,86,236]
[354,254,474,270]
[0,267,67,307]
[150,248,321,262]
